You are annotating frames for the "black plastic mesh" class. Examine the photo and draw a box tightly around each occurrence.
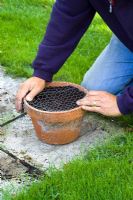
[28,86,86,112]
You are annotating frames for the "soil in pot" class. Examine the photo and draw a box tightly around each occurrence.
[27,86,86,112]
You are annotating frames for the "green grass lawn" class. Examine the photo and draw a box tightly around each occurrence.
[3,133,133,200]
[0,0,111,82]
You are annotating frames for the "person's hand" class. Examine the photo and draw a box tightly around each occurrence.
[77,91,122,117]
[16,77,46,112]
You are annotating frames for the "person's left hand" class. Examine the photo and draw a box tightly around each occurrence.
[76,91,122,117]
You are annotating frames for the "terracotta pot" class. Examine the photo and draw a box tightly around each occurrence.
[24,82,88,145]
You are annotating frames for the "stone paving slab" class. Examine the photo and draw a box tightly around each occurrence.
[1,116,107,170]
[1,111,108,167]
[0,67,123,171]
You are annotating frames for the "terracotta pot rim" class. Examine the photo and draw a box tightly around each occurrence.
[24,81,88,114]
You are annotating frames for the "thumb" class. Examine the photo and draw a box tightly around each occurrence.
[26,87,42,101]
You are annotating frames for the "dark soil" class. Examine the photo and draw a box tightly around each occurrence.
[0,152,27,181]
[0,149,43,181]
[28,86,86,112]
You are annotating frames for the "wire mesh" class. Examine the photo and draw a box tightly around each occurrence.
[28,86,86,112]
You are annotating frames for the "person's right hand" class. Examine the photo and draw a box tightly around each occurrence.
[16,77,46,112]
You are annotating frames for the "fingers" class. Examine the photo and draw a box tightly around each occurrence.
[77,95,102,107]
[26,87,43,101]
[16,84,29,111]
[15,77,46,112]
[79,91,122,117]
[77,99,101,107]
[77,90,109,107]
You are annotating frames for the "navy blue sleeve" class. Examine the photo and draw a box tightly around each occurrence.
[32,0,96,81]
[117,86,133,115]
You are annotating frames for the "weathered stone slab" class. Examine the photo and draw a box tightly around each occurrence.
[0,67,123,171]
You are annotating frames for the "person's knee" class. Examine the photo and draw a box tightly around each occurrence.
[81,74,117,94]
[81,77,98,91]
[81,72,102,91]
